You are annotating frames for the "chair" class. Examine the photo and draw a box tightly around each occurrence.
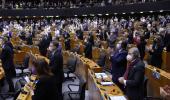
[97,51,106,69]
[63,75,86,100]
[64,57,77,82]
[143,76,163,100]
[15,54,31,77]
[0,78,26,100]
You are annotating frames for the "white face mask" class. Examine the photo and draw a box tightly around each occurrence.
[116,43,121,50]
[49,46,53,51]
[84,39,87,43]
[126,54,133,61]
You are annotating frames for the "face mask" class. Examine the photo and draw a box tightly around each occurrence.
[126,54,133,61]
[116,44,121,50]
[49,46,53,51]
[84,39,87,43]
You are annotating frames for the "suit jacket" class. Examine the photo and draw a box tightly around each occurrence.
[125,60,145,100]
[0,43,16,77]
[38,37,49,56]
[26,34,33,45]
[137,41,146,60]
[76,30,83,40]
[111,49,127,88]
[150,43,163,68]
[164,33,170,52]
[84,42,92,59]
[49,49,64,83]
[32,75,58,100]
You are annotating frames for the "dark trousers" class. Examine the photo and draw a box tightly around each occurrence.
[4,69,15,92]
[6,75,15,92]
[56,82,63,100]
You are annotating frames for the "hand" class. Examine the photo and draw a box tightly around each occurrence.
[118,77,125,85]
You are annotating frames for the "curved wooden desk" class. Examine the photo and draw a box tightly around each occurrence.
[145,65,170,97]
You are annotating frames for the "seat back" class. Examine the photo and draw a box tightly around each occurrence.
[67,57,77,72]
[14,51,27,65]
[77,75,86,100]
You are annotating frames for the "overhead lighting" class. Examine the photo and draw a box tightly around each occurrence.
[140,12,143,14]
[0,16,2,19]
[74,15,78,17]
[98,14,102,16]
[8,16,11,18]
[25,16,28,18]
[82,15,87,17]
[90,14,95,16]
[160,10,163,12]
[105,13,109,16]
[41,16,44,17]
[131,12,134,14]
[114,13,118,15]
[149,11,153,13]
[122,13,126,14]
[33,16,36,18]
[56,16,59,17]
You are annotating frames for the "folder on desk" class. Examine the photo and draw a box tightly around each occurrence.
[101,82,114,86]
[109,96,127,100]
[95,73,108,79]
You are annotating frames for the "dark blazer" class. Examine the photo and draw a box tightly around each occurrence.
[84,41,92,59]
[49,49,64,83]
[111,49,127,90]
[26,34,33,45]
[76,30,83,40]
[0,43,16,77]
[137,40,147,60]
[125,60,145,100]
[164,33,170,52]
[38,37,49,56]
[32,75,58,100]
[63,32,71,50]
[149,43,163,68]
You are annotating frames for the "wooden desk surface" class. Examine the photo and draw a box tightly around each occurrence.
[145,65,170,97]
[17,75,37,100]
[88,69,125,100]
[0,67,5,80]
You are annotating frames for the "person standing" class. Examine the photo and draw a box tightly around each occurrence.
[119,47,145,100]
[48,41,64,100]
[0,37,16,92]
[111,41,128,91]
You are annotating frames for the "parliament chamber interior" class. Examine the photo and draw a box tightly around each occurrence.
[0,0,170,100]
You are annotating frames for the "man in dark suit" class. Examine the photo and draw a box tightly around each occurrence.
[26,32,33,45]
[84,38,93,59]
[76,29,83,40]
[119,47,145,100]
[149,36,163,68]
[38,35,50,56]
[48,41,64,100]
[0,37,16,92]
[111,41,128,91]
[164,30,170,52]
[63,31,71,50]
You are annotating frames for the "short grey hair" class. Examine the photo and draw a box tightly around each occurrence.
[129,47,140,58]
